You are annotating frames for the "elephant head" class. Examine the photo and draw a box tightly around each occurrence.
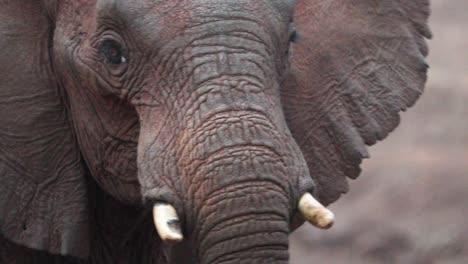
[0,0,431,263]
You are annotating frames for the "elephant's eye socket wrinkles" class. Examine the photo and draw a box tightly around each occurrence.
[99,40,127,65]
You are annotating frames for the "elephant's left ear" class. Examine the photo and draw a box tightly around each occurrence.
[282,0,431,205]
[0,1,89,258]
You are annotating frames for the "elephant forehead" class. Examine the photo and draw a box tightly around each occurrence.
[93,0,294,54]
[108,0,294,13]
[97,0,293,30]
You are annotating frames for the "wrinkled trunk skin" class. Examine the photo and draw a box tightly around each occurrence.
[194,181,290,264]
[187,117,293,264]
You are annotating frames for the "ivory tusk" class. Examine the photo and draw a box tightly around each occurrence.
[152,203,183,243]
[298,193,335,229]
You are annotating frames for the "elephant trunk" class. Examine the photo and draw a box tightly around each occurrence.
[183,110,298,264]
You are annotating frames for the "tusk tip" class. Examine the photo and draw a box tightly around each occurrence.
[315,210,334,229]
[160,219,184,243]
[153,204,184,243]
[159,232,184,243]
[298,193,335,230]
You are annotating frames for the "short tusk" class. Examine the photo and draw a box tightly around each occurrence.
[153,203,183,243]
[298,193,335,229]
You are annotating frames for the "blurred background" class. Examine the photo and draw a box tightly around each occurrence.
[290,1,468,263]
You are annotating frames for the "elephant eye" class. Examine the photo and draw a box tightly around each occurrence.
[289,29,298,43]
[99,40,127,65]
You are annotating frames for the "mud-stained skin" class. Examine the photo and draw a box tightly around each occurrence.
[0,0,430,263]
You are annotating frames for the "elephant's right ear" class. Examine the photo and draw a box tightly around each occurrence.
[0,2,89,258]
[282,0,431,206]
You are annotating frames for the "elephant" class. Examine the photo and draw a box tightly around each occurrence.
[0,0,431,263]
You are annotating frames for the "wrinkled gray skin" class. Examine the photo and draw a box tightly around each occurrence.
[0,0,431,263]
[58,1,310,263]
[3,0,311,263]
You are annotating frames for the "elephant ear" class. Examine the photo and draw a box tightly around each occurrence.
[0,2,89,258]
[282,0,431,205]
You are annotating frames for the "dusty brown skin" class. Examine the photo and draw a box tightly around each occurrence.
[0,0,431,263]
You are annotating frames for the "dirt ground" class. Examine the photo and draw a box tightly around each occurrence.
[290,1,468,263]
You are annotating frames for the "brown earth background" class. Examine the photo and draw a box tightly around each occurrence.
[289,1,468,264]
